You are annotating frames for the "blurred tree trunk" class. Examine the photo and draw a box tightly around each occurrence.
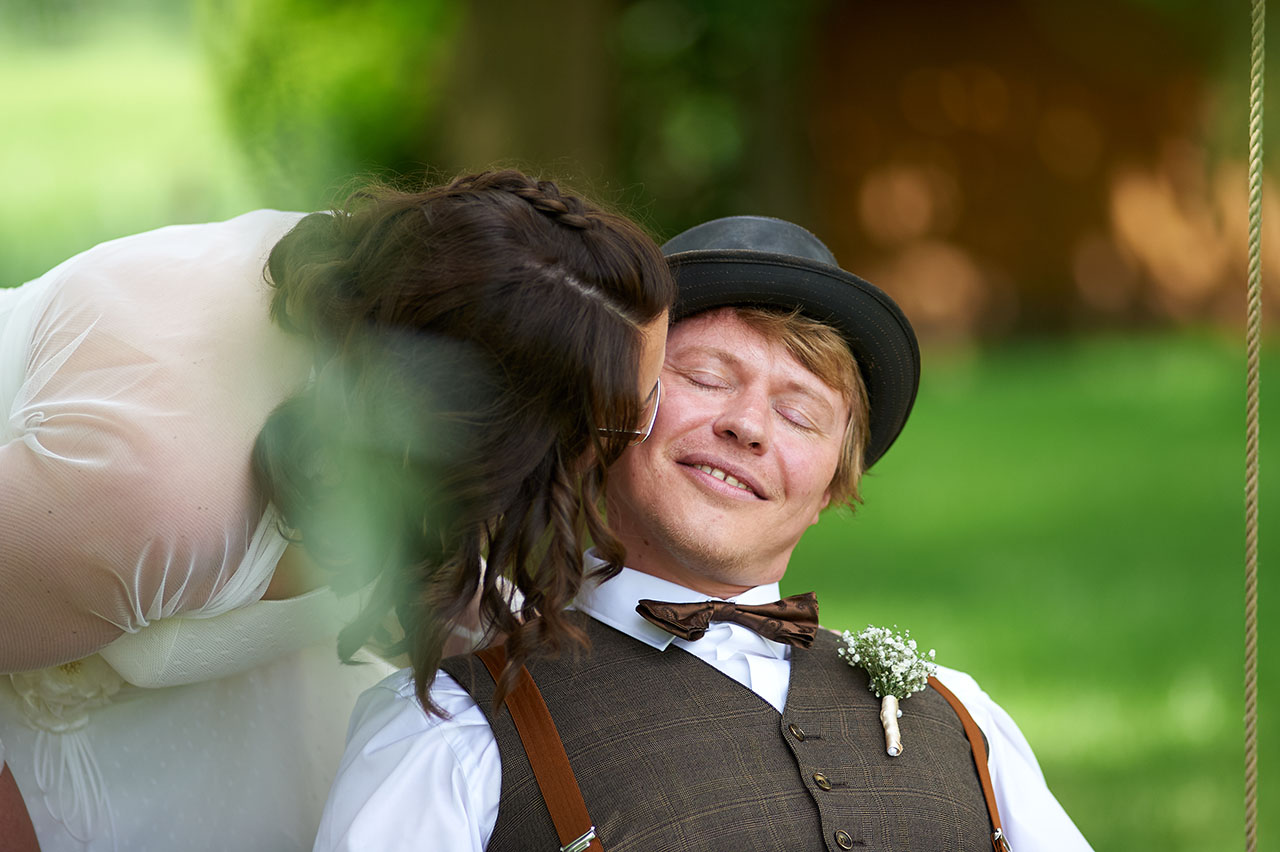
[434,0,619,187]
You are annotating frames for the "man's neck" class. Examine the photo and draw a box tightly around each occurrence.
[627,564,756,600]
[617,543,786,600]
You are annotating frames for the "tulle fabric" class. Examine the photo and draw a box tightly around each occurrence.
[0,212,397,851]
[1,210,313,670]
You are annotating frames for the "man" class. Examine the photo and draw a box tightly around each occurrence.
[314,217,1092,852]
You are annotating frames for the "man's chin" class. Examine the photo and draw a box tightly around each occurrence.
[660,534,779,591]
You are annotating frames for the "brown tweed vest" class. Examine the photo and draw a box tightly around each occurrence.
[441,616,991,852]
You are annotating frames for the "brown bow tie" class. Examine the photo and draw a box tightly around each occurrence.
[635,592,820,648]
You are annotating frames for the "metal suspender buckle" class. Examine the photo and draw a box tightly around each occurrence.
[991,828,1012,852]
[560,826,598,852]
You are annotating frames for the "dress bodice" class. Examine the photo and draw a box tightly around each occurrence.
[1,210,314,671]
[0,212,393,852]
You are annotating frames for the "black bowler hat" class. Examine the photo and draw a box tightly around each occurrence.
[661,215,920,468]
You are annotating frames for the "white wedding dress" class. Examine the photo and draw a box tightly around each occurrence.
[0,211,396,851]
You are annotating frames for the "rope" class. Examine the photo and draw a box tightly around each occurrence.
[1244,0,1264,849]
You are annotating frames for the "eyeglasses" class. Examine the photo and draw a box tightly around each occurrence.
[599,378,662,446]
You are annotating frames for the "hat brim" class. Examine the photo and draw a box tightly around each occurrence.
[667,249,920,468]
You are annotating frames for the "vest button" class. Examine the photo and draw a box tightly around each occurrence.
[787,723,806,741]
[812,772,832,791]
[834,829,855,849]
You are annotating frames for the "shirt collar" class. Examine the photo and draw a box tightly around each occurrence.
[574,552,784,652]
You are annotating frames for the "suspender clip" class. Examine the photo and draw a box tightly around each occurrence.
[560,826,597,852]
[991,828,1012,851]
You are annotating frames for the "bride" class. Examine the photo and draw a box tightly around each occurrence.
[0,169,673,851]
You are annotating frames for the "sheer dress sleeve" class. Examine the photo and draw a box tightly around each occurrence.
[0,211,313,672]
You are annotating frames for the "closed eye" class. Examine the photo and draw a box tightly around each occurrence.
[682,370,731,390]
[777,405,817,431]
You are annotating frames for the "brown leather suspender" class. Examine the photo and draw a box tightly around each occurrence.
[475,650,1008,852]
[476,646,603,852]
[927,675,1012,852]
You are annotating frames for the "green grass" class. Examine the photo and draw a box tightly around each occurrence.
[783,332,1279,851]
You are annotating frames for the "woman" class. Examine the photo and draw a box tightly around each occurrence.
[0,169,674,851]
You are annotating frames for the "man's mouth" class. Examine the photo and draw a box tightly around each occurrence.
[681,461,764,499]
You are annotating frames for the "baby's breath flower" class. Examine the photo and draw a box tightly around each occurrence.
[837,624,937,700]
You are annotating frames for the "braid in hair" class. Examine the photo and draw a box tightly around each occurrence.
[252,170,675,717]
[445,171,595,231]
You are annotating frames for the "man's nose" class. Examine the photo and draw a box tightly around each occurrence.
[714,394,769,451]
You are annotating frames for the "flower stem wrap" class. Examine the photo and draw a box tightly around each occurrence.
[879,695,903,756]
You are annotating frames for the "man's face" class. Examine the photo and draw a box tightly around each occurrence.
[606,308,850,597]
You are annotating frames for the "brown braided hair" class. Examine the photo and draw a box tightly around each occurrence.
[251,170,675,713]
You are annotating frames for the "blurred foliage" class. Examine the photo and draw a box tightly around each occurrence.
[0,2,257,287]
[197,0,462,209]
[0,0,191,45]
[192,0,823,235]
[187,0,1272,338]
[611,0,822,236]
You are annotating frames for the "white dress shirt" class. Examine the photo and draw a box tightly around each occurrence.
[314,567,1093,852]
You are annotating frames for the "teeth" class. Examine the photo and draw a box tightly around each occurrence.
[694,464,752,492]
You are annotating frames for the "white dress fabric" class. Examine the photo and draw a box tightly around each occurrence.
[0,212,396,851]
[315,565,1094,852]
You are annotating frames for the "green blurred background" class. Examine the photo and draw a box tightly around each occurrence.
[1,0,1275,848]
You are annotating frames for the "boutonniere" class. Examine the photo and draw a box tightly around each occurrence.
[837,625,936,757]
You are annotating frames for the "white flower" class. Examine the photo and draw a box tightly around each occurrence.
[837,624,937,700]
[10,656,124,734]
